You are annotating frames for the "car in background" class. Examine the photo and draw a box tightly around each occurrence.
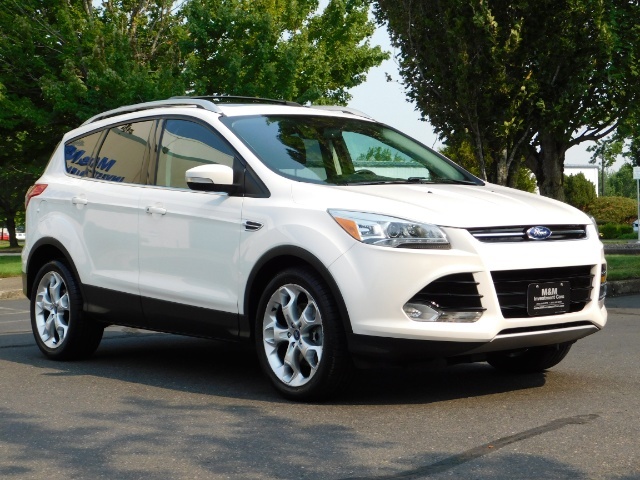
[15,226,26,241]
[634,219,638,233]
[0,227,25,242]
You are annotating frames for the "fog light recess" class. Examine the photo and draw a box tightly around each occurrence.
[403,302,483,323]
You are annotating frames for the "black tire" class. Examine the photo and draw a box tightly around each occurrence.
[487,342,573,373]
[30,260,104,360]
[255,267,352,401]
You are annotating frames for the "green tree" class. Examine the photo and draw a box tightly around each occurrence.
[0,163,41,247]
[182,0,388,104]
[439,142,482,178]
[0,0,185,245]
[607,163,637,199]
[374,0,536,186]
[512,166,537,194]
[607,103,640,168]
[0,0,386,244]
[374,0,640,200]
[440,141,536,192]
[564,173,596,211]
[587,138,623,196]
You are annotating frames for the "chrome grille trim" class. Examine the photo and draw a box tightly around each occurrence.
[468,225,587,243]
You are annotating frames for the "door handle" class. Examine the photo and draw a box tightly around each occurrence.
[71,196,88,205]
[145,206,167,215]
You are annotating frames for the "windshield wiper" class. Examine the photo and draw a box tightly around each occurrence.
[337,177,480,186]
[430,178,480,185]
[340,177,430,186]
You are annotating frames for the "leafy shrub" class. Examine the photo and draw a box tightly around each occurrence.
[586,196,638,224]
[598,223,636,239]
[599,223,619,239]
[619,224,633,235]
[619,232,639,240]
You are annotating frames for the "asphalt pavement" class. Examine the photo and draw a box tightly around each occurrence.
[0,294,638,479]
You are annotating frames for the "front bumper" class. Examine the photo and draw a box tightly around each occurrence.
[329,225,607,357]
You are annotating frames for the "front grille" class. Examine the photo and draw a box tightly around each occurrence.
[468,225,587,243]
[409,273,485,312]
[491,265,594,318]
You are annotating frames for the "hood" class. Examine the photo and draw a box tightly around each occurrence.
[292,182,590,228]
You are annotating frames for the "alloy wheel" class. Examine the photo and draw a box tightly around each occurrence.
[34,271,70,349]
[261,284,324,387]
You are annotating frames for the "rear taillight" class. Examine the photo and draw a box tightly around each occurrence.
[25,184,47,209]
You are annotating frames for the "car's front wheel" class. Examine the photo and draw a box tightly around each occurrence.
[31,260,104,360]
[487,342,573,373]
[255,267,352,401]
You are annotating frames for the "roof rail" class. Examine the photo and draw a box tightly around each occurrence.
[81,98,224,126]
[81,95,303,126]
[174,95,302,107]
[310,105,375,120]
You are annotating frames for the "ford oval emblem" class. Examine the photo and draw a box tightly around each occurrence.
[526,226,552,240]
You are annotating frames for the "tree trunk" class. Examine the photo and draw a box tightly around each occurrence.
[506,158,521,189]
[5,215,18,248]
[495,149,509,186]
[470,125,488,181]
[535,131,567,201]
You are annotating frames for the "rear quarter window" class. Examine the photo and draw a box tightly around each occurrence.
[64,131,102,177]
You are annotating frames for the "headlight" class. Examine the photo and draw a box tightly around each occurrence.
[328,210,450,249]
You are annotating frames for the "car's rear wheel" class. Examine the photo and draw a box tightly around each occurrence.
[255,267,352,401]
[31,260,104,360]
[487,342,573,373]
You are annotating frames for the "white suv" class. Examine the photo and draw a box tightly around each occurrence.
[22,96,607,400]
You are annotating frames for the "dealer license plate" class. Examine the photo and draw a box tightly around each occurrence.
[527,282,570,316]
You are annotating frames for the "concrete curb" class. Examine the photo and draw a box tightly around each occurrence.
[604,248,640,255]
[0,276,23,300]
[608,279,640,297]
[0,289,24,300]
[603,242,640,255]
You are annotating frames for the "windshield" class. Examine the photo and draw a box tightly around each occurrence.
[221,115,483,186]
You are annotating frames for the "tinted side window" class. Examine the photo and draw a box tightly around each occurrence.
[65,131,102,178]
[155,120,235,189]
[93,121,153,184]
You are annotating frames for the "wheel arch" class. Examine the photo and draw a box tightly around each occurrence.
[243,246,352,338]
[25,238,83,301]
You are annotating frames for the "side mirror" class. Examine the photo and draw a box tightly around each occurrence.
[185,164,239,194]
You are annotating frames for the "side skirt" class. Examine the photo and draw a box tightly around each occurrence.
[83,284,248,342]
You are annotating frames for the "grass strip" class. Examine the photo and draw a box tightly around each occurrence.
[0,256,22,278]
[605,255,640,281]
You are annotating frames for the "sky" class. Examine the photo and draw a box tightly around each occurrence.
[345,18,598,167]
